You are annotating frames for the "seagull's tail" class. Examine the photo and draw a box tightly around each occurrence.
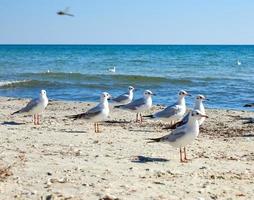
[146,137,163,143]
[66,114,83,120]
[143,114,155,118]
[114,105,123,109]
[162,121,181,130]
[11,110,21,115]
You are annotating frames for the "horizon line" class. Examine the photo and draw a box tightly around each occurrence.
[1,43,254,46]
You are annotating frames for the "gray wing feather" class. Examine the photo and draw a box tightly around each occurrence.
[20,98,40,113]
[77,104,102,119]
[113,93,129,103]
[121,98,145,110]
[154,104,179,118]
[163,130,186,142]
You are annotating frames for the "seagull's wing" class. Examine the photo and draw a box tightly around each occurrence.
[121,98,145,110]
[154,103,180,118]
[68,104,102,120]
[12,98,40,114]
[147,128,186,143]
[63,7,70,13]
[172,112,190,128]
[112,93,129,103]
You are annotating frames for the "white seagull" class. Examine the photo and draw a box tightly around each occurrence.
[148,110,208,162]
[68,92,111,133]
[115,90,155,122]
[12,90,48,125]
[237,60,241,66]
[172,94,208,129]
[112,86,135,105]
[108,66,116,73]
[144,90,190,124]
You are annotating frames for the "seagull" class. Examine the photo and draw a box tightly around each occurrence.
[68,92,111,133]
[115,90,155,122]
[147,110,208,163]
[144,90,190,124]
[57,7,74,17]
[237,60,241,66]
[108,66,116,73]
[12,90,48,125]
[112,86,135,105]
[170,94,209,129]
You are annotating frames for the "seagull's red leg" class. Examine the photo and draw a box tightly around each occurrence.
[37,114,40,125]
[140,113,143,123]
[184,147,187,161]
[94,123,97,133]
[97,123,100,133]
[33,114,36,125]
[136,113,139,122]
[180,148,184,162]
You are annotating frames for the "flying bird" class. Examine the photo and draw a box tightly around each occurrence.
[57,7,74,17]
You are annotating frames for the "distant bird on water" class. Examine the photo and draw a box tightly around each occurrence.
[108,66,116,73]
[12,90,48,125]
[237,60,241,66]
[57,7,74,17]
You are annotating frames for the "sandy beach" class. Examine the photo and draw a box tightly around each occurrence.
[0,96,254,200]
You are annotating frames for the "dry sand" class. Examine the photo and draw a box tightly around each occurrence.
[0,97,254,200]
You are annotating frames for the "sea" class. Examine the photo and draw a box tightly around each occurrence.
[0,45,253,110]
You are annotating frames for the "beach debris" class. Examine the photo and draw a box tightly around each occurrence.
[0,165,13,181]
[46,177,67,186]
[99,194,120,200]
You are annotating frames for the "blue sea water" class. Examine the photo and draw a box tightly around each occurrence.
[0,45,253,110]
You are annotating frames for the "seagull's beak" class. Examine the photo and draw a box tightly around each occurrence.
[204,98,210,101]
[152,93,156,96]
[201,114,209,118]
[186,93,191,96]
[108,95,112,100]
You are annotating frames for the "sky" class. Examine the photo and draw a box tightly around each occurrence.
[0,0,254,44]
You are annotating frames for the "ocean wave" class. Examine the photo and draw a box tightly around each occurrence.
[0,80,31,87]
[0,80,55,88]
[21,72,193,85]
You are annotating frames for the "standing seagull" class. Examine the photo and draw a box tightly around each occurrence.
[57,7,74,17]
[112,86,135,105]
[147,110,208,162]
[171,94,208,129]
[144,90,190,125]
[68,92,111,133]
[115,90,155,122]
[12,90,48,125]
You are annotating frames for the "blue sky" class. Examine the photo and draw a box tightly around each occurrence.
[0,0,254,44]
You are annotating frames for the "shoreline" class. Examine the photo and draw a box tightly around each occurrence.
[0,96,254,199]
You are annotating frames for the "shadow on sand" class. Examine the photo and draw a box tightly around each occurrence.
[1,121,25,125]
[131,155,169,163]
